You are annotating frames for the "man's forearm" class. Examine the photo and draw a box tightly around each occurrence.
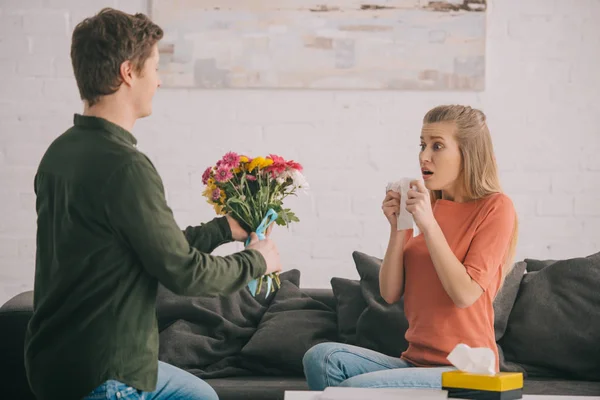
[183,217,233,253]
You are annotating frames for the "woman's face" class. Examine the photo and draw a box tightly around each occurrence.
[419,122,463,198]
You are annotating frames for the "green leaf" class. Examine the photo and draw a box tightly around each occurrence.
[274,208,300,227]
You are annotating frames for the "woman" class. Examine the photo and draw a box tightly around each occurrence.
[303,105,518,390]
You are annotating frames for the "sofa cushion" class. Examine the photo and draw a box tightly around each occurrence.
[157,269,300,379]
[352,251,409,357]
[523,377,600,395]
[494,261,527,341]
[500,252,600,381]
[524,258,557,272]
[302,288,337,310]
[330,277,366,345]
[206,376,308,400]
[239,281,337,376]
[0,291,36,400]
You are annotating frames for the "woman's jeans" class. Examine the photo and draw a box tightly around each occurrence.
[303,342,455,390]
[83,361,218,400]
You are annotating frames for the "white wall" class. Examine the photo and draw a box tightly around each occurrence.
[1,0,599,305]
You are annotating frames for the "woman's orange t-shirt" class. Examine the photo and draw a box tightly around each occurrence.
[400,193,516,372]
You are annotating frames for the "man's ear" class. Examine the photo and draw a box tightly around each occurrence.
[120,60,134,87]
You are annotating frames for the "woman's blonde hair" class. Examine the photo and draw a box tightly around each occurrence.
[423,105,519,280]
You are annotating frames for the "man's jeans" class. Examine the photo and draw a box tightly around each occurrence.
[84,361,218,400]
[303,342,455,390]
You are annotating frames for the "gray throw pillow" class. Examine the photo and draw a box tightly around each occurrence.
[239,281,338,376]
[156,269,300,378]
[494,261,527,374]
[353,251,409,357]
[524,258,558,272]
[495,261,527,341]
[500,251,600,381]
[330,277,367,345]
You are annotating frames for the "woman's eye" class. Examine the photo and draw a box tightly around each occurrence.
[419,143,426,151]
[433,143,443,150]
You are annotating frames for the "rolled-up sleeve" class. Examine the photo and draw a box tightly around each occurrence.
[463,196,516,292]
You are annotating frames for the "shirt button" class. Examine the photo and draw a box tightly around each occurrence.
[116,393,121,398]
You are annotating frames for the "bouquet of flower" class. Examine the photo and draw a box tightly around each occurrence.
[201,152,308,297]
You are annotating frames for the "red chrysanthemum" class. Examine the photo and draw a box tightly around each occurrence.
[202,167,212,185]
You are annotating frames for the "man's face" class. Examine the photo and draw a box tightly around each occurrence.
[133,44,161,118]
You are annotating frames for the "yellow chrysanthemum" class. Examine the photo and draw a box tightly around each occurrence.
[214,203,226,215]
[248,156,274,172]
[240,156,249,163]
[202,186,213,199]
[248,157,264,172]
[233,167,241,174]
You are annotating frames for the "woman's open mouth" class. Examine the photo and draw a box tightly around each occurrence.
[422,169,434,180]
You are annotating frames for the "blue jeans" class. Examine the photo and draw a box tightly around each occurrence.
[83,361,218,400]
[303,342,455,390]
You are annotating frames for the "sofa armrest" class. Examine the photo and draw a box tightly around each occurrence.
[0,290,35,399]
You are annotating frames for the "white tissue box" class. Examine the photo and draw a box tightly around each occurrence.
[442,371,523,400]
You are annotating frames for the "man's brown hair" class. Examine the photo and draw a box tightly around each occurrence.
[71,8,163,106]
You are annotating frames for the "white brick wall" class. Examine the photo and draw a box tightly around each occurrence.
[1,0,599,305]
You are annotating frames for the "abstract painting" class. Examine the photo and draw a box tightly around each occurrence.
[150,0,486,90]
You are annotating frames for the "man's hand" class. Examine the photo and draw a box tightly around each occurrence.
[225,215,250,242]
[225,214,275,242]
[246,233,282,275]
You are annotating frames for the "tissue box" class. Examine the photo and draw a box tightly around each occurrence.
[442,371,523,400]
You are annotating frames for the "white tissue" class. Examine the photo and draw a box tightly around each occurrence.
[386,178,421,237]
[446,343,496,376]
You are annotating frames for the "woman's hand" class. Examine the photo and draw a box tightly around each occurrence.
[405,180,437,234]
[382,191,401,230]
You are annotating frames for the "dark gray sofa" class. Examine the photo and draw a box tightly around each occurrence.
[2,287,600,399]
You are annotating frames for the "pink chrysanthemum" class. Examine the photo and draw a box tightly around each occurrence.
[222,151,240,167]
[286,160,303,171]
[202,167,212,185]
[268,154,285,165]
[211,188,221,202]
[246,175,257,182]
[266,154,287,176]
[214,166,233,183]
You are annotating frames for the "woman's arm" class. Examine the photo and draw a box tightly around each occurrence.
[423,223,483,308]
[406,181,515,309]
[379,190,409,304]
[380,229,407,304]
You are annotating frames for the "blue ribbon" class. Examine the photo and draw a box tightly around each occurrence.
[246,209,278,298]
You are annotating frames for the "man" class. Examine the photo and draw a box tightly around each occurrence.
[24,8,281,400]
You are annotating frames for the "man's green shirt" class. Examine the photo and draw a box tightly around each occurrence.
[24,114,266,400]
